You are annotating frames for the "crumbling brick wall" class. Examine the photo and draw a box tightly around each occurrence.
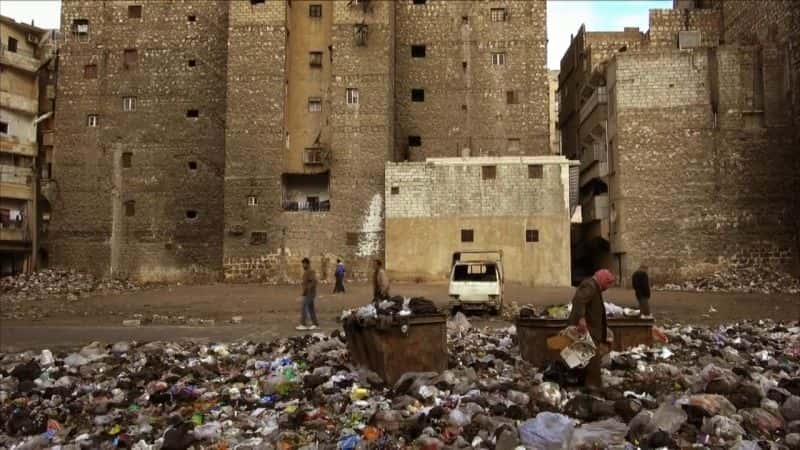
[395,1,549,161]
[609,47,798,283]
[51,0,228,282]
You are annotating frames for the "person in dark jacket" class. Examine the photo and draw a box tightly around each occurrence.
[567,269,616,389]
[631,264,651,318]
[296,258,319,331]
[333,259,346,294]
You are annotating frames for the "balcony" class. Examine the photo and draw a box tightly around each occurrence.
[0,165,33,200]
[0,91,38,115]
[0,44,40,73]
[580,142,606,171]
[580,161,609,187]
[582,194,609,223]
[0,223,29,243]
[579,87,607,124]
[0,135,37,157]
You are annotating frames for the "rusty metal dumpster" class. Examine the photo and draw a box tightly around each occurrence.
[343,313,448,385]
[517,317,654,367]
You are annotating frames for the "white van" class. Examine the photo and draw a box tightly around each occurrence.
[448,251,504,314]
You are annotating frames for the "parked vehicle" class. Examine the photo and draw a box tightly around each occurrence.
[448,251,504,315]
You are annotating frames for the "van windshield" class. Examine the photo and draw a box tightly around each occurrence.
[453,263,498,282]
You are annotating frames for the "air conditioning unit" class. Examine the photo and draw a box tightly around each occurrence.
[678,30,701,49]
[26,33,40,44]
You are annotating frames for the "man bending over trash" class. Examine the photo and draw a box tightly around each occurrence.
[567,269,616,389]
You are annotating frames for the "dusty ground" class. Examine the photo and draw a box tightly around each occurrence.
[1,281,798,352]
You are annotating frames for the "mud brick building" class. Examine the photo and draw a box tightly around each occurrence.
[386,156,575,286]
[50,0,549,282]
[560,0,800,284]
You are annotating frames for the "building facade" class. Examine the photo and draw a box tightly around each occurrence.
[385,157,574,286]
[560,1,800,284]
[0,16,57,276]
[51,0,549,282]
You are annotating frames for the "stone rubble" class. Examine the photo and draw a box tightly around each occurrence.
[0,269,144,321]
[656,266,800,295]
[0,318,797,449]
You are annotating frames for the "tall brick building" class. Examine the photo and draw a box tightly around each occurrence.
[560,0,800,284]
[50,0,549,282]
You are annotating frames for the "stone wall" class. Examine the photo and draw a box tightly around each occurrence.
[608,47,799,283]
[52,0,228,282]
[395,0,549,161]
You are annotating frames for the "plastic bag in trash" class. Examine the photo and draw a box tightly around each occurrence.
[569,419,628,449]
[447,312,472,333]
[518,412,575,449]
[652,402,688,434]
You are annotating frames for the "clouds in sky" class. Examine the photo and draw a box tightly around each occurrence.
[1,0,671,69]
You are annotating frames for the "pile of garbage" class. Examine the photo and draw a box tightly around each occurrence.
[517,302,640,320]
[0,269,142,303]
[340,296,441,327]
[657,266,800,295]
[1,319,798,448]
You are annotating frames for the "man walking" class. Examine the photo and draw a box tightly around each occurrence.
[632,264,652,318]
[567,269,616,389]
[333,259,346,294]
[297,257,319,331]
[373,259,390,302]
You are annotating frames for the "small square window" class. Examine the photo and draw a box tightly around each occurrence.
[128,5,142,19]
[461,229,474,243]
[462,61,467,70]
[84,64,98,79]
[528,164,543,179]
[125,200,135,216]
[188,161,198,170]
[482,165,496,180]
[0,121,8,134]
[250,231,267,245]
[72,19,90,41]
[188,59,197,67]
[186,109,199,118]
[87,114,98,127]
[309,51,323,68]
[187,15,196,22]
[506,90,519,104]
[123,96,137,111]
[247,196,258,206]
[308,97,322,112]
[462,16,469,24]
[122,152,132,168]
[408,135,421,147]
[7,37,18,53]
[491,52,507,65]
[526,229,539,243]
[413,0,427,4]
[491,8,507,22]
[309,4,322,18]
[250,0,266,4]
[186,210,198,220]
[123,49,138,68]
[411,89,425,102]
[391,186,400,195]
[346,88,359,105]
[411,45,426,58]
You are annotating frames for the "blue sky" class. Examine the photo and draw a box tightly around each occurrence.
[1,0,672,69]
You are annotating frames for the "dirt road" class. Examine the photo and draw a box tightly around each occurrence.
[1,282,797,351]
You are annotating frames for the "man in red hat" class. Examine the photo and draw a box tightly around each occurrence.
[568,269,616,389]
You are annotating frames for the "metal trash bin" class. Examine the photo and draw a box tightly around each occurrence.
[516,317,654,367]
[343,313,448,385]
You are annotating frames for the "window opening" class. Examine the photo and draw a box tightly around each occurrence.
[7,37,18,53]
[87,114,98,127]
[309,4,322,17]
[128,5,142,18]
[411,89,425,102]
[250,231,267,245]
[123,96,136,111]
[0,122,8,134]
[188,161,198,170]
[247,196,258,206]
[282,173,331,212]
[186,109,199,118]
[72,19,89,41]
[491,52,507,65]
[528,164,543,179]
[123,49,138,68]
[346,88,359,105]
[408,136,421,147]
[122,152,132,168]
[391,186,400,195]
[187,15,196,22]
[491,8,507,22]
[506,90,518,104]
[482,165,496,180]
[461,229,474,242]
[526,229,539,242]
[125,200,135,216]
[308,97,322,112]
[186,210,198,219]
[309,51,323,68]
[84,64,98,79]
[188,59,196,67]
[411,45,426,58]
